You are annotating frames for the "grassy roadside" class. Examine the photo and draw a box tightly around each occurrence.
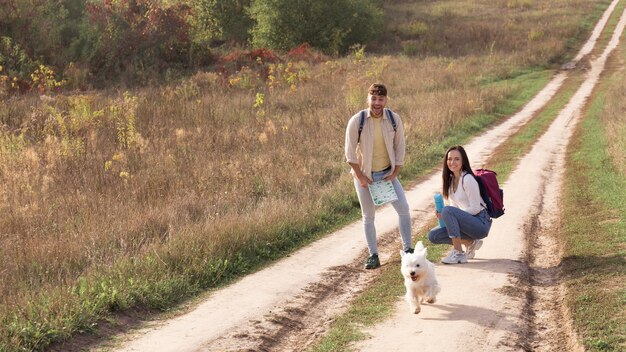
[560,42,626,351]
[488,74,585,177]
[560,3,625,350]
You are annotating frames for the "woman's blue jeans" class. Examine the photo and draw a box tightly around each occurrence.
[428,206,491,245]
[354,169,412,255]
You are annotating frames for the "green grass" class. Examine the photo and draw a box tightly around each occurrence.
[559,8,626,349]
[562,80,626,351]
[561,0,615,61]
[584,0,626,59]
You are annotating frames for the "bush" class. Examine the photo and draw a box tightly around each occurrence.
[0,36,38,80]
[83,0,194,83]
[185,0,254,45]
[249,0,383,55]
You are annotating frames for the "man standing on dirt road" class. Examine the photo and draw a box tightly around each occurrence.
[345,83,412,269]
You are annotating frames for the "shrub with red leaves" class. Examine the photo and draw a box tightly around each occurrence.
[287,43,327,63]
[219,47,280,78]
[221,48,278,69]
[0,75,31,96]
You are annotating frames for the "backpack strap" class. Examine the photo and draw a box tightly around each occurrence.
[358,108,397,143]
[467,173,489,211]
[357,109,366,143]
[385,108,397,132]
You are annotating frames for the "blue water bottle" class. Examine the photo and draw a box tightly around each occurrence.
[434,192,445,228]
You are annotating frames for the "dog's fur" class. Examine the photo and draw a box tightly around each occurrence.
[400,241,441,314]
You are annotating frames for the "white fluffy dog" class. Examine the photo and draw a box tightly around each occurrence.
[400,241,441,314]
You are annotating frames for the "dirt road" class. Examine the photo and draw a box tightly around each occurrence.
[106,2,625,351]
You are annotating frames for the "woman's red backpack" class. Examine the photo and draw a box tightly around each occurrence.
[473,169,505,218]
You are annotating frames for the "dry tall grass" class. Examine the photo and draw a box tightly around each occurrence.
[0,0,606,349]
[380,0,601,64]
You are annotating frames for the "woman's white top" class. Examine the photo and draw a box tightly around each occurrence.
[448,172,485,216]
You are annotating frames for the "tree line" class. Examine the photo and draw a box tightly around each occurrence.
[0,0,382,92]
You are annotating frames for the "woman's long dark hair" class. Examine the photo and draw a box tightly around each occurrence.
[442,145,474,198]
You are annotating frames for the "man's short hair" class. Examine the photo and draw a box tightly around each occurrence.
[368,83,387,96]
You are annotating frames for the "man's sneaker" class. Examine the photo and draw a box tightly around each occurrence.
[441,249,468,264]
[466,239,483,259]
[364,254,381,269]
[404,248,414,254]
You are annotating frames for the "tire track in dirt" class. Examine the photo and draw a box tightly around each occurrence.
[513,150,581,351]
[105,2,623,352]
[518,149,583,352]
[202,232,401,352]
[205,265,369,352]
[517,6,626,352]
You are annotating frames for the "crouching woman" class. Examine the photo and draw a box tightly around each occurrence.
[428,146,491,264]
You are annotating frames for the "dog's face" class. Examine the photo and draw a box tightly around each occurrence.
[400,248,431,282]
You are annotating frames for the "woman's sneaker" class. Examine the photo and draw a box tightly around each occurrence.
[466,239,483,259]
[364,254,381,269]
[441,249,467,264]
